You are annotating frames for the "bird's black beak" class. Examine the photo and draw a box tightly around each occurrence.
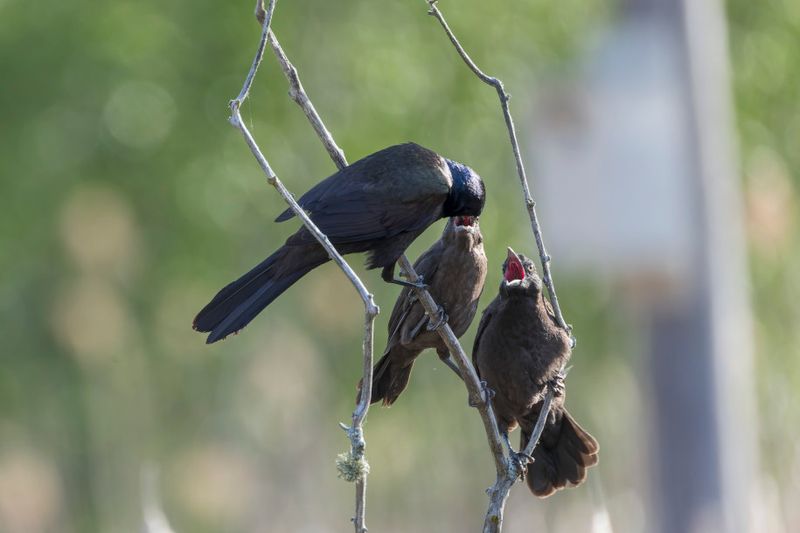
[504,247,525,282]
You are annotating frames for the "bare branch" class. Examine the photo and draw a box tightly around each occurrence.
[232,4,378,532]
[521,390,554,459]
[423,2,568,530]
[262,28,374,533]
[425,0,572,347]
[396,256,507,472]
[267,31,348,170]
[482,388,555,529]
[265,25,527,532]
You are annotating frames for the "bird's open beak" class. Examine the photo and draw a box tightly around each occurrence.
[454,215,477,227]
[504,248,525,282]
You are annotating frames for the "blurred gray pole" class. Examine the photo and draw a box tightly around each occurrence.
[642,1,758,532]
[530,0,760,529]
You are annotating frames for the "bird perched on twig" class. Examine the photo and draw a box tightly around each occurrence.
[472,248,598,497]
[193,143,486,344]
[360,216,488,406]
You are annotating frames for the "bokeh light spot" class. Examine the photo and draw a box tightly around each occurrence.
[172,444,258,526]
[0,449,63,533]
[50,277,131,366]
[59,184,142,278]
[104,81,176,150]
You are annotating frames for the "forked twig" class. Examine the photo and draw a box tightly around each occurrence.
[237,2,378,531]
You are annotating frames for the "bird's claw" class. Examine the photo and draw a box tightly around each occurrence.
[547,370,566,397]
[509,451,534,479]
[426,306,449,331]
[389,276,429,290]
[469,380,495,407]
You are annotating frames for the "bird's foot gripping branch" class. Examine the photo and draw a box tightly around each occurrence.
[468,381,496,408]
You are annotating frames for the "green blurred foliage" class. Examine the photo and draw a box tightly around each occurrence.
[0,0,797,531]
[727,0,800,497]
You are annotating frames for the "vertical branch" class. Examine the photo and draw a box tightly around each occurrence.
[237,3,379,532]
[425,0,572,346]
[423,2,567,530]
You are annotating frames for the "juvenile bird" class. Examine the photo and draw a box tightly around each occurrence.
[472,248,598,497]
[362,216,488,406]
[194,143,485,343]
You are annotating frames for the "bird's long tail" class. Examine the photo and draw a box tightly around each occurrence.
[193,244,329,343]
[523,408,599,498]
[357,346,417,406]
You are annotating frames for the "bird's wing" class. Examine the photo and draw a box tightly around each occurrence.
[471,305,496,379]
[276,145,450,245]
[389,242,444,346]
[301,193,445,245]
[543,295,558,325]
[384,287,415,352]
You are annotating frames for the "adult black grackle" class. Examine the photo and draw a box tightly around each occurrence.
[472,248,598,497]
[193,143,485,344]
[361,216,488,406]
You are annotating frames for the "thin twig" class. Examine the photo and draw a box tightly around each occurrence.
[264,22,509,479]
[425,0,572,347]
[267,31,348,169]
[521,390,554,459]
[258,23,373,533]
[397,255,507,472]
[236,3,378,532]
[424,2,567,531]
[482,390,554,531]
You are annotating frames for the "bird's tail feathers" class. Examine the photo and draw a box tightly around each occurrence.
[524,408,599,498]
[357,347,416,406]
[193,245,328,343]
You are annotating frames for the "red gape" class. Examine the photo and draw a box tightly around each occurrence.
[504,254,525,282]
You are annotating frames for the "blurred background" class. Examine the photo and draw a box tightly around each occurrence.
[1,0,798,531]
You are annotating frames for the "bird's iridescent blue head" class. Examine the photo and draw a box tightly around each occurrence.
[443,159,486,218]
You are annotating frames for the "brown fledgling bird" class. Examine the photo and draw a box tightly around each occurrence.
[472,248,598,497]
[363,216,488,406]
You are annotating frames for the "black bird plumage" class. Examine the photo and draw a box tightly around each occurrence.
[193,143,486,343]
[472,248,599,498]
[361,216,488,406]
